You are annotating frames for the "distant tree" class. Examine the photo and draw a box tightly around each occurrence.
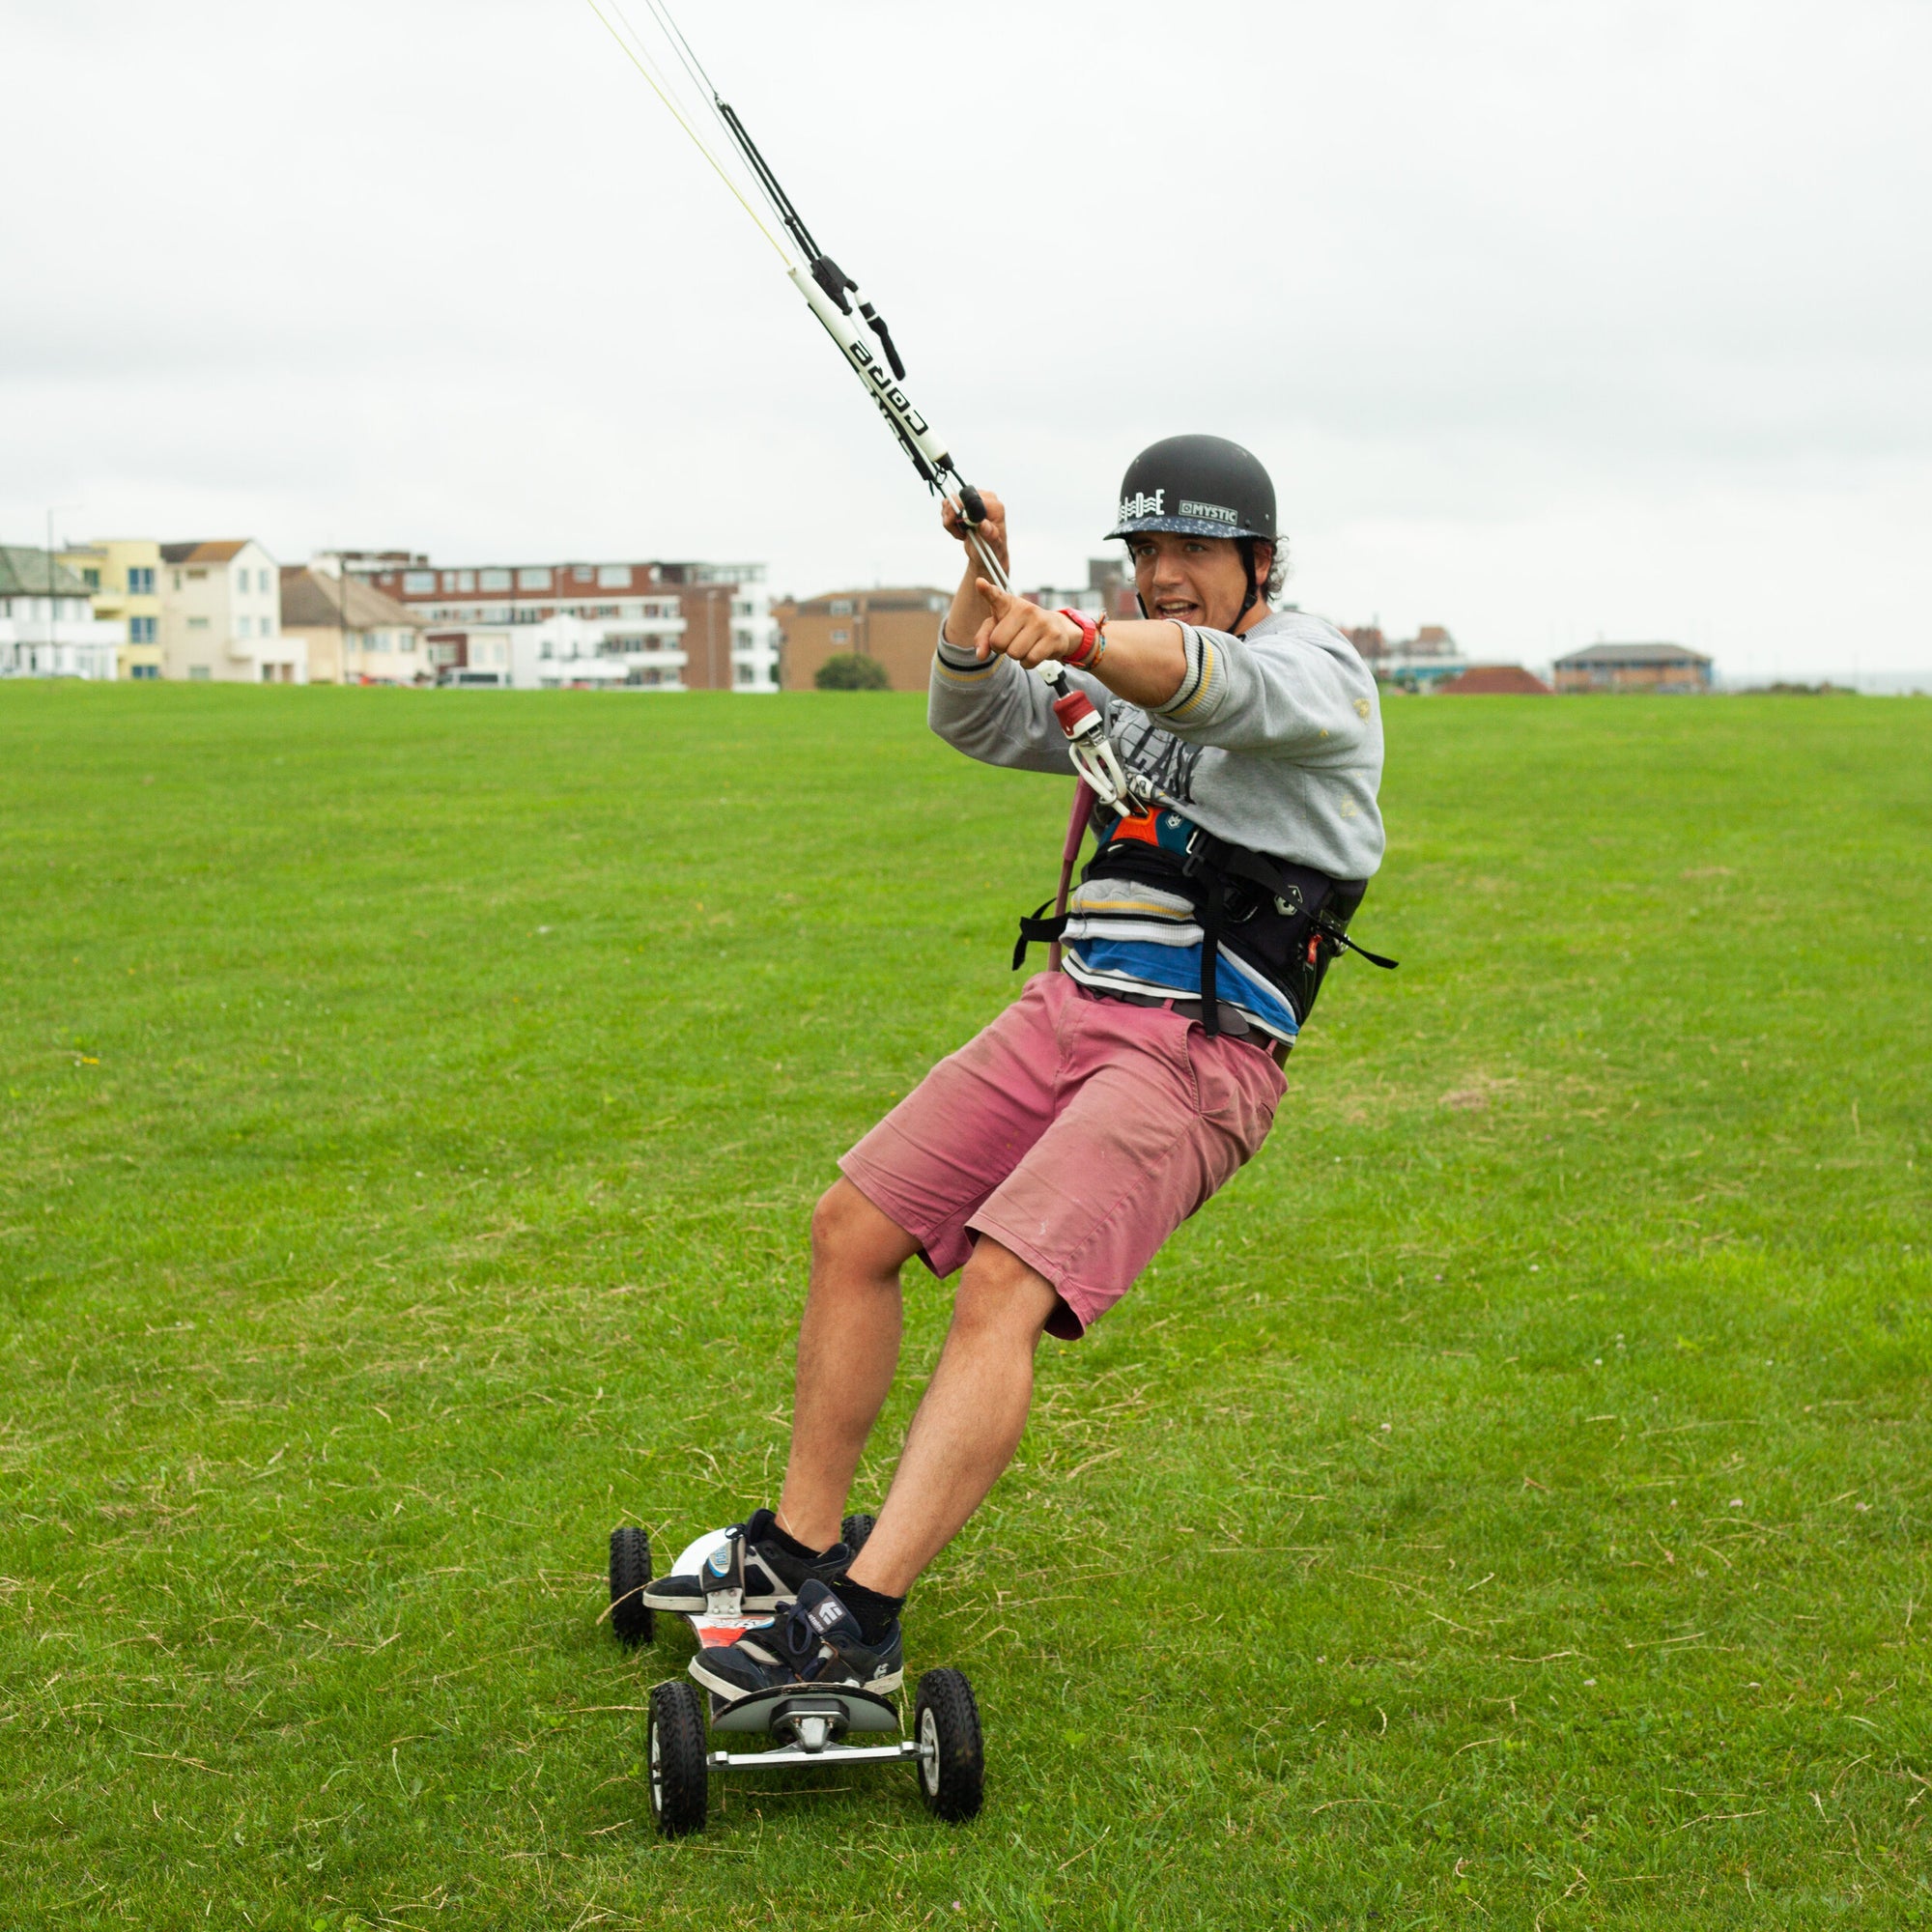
[814,652,891,692]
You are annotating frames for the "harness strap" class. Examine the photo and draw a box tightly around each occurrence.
[1194,867,1224,1036]
[1013,901,1068,971]
[1319,925,1400,970]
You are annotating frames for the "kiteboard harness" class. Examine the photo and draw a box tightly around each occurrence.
[584,1,1394,1033]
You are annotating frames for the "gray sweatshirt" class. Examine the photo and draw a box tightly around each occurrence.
[929,611,1386,880]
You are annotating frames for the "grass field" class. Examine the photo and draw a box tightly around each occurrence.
[2,682,1928,1929]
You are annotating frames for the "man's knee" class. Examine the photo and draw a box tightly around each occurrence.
[951,1238,1060,1344]
[811,1177,917,1277]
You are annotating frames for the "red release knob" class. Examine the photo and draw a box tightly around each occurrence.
[1052,689,1098,737]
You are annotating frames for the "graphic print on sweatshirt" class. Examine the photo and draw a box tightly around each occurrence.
[1113,713,1204,806]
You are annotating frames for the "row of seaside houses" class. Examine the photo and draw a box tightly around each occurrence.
[0,541,780,691]
[3,537,1714,694]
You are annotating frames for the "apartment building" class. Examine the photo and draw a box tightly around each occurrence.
[280,566,427,684]
[329,553,778,692]
[0,547,125,679]
[159,541,307,683]
[58,539,163,679]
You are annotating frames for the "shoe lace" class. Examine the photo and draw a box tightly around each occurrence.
[770,1601,831,1679]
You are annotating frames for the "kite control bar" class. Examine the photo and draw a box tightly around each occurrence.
[587,0,1131,800]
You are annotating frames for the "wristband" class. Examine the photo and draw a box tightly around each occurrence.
[1059,608,1098,667]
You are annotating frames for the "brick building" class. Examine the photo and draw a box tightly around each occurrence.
[778,586,952,691]
[778,560,1140,693]
[1551,642,1713,694]
[326,553,778,692]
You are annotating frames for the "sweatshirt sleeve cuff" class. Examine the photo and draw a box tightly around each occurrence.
[935,623,1000,680]
[1152,626,1223,724]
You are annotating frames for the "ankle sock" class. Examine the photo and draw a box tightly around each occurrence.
[830,1576,905,1644]
[762,1517,823,1563]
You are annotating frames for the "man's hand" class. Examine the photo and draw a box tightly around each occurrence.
[971,580,1084,669]
[940,491,1010,579]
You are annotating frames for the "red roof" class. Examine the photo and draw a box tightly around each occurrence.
[1438,664,1552,696]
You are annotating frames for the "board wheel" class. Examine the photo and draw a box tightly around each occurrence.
[647,1680,708,1836]
[840,1511,876,1554]
[914,1667,983,1822]
[609,1526,654,1647]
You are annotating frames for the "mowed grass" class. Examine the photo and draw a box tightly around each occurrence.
[2,682,1928,1930]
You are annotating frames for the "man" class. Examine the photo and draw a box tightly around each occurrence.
[647,435,1386,1697]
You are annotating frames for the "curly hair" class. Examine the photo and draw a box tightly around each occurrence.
[1244,535,1291,605]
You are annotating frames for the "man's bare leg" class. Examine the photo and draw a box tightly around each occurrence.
[775,1179,920,1552]
[844,1236,1059,1597]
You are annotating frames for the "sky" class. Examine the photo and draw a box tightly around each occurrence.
[5,0,1930,681]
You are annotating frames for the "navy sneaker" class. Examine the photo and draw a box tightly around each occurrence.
[687,1578,904,1701]
[642,1509,853,1614]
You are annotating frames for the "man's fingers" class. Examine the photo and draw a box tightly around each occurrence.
[974,578,1011,611]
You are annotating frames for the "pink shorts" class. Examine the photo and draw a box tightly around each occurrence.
[839,973,1286,1339]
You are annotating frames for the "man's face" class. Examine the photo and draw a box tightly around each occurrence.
[1125,532,1257,634]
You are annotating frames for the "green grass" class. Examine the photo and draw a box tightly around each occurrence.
[2,682,1928,1929]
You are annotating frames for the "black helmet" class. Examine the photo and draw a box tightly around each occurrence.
[1106,434,1276,543]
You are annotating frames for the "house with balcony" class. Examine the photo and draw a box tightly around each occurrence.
[504,611,689,689]
[58,539,164,679]
[159,541,306,683]
[0,547,126,679]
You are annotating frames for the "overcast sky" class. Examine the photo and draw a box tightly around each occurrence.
[6,0,1929,678]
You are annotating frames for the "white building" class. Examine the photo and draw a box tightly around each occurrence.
[0,546,125,679]
[442,612,687,689]
[159,540,307,683]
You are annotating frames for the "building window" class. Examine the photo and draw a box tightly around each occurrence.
[172,571,183,590]
[238,616,253,639]
[128,566,155,595]
[404,571,436,594]
[130,664,158,680]
[598,564,631,588]
[261,665,276,683]
[735,661,753,684]
[830,598,854,615]
[733,629,753,650]
[831,628,850,643]
[480,568,512,591]
[573,565,594,583]
[187,615,210,631]
[518,566,553,590]
[261,614,275,636]
[82,568,100,590]
[130,616,156,643]
[189,665,212,681]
